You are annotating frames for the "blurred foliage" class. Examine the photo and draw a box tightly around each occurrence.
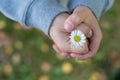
[0,0,120,80]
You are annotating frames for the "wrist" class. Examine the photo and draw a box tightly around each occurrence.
[51,13,69,27]
[49,13,69,37]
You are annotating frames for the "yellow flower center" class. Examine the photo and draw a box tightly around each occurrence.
[74,35,81,42]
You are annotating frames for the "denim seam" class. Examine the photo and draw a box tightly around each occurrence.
[21,0,35,26]
[102,0,109,13]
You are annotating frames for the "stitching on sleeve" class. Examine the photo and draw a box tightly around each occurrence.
[21,0,36,26]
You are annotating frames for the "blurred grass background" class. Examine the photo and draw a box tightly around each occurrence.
[0,0,120,80]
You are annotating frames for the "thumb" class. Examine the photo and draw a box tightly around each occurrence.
[64,7,87,32]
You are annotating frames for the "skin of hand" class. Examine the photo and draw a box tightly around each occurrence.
[49,13,92,56]
[53,6,102,60]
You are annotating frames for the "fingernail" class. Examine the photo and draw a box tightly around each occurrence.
[65,22,74,31]
[70,54,76,57]
[88,30,92,37]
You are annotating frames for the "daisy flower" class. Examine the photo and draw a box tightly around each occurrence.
[70,30,86,48]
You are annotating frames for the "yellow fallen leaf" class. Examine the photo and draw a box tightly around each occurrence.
[4,46,14,56]
[40,62,51,72]
[40,43,49,53]
[0,21,6,29]
[61,62,73,74]
[38,75,49,80]
[14,40,23,50]
[12,53,21,64]
[89,72,101,80]
[4,64,13,75]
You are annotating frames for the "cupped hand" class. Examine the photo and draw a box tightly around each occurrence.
[53,6,102,60]
[49,13,92,57]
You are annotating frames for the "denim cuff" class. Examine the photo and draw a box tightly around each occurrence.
[25,0,68,36]
[69,0,114,20]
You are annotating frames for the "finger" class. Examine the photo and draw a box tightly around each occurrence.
[61,52,71,58]
[71,48,97,60]
[64,8,87,32]
[70,42,88,54]
[83,19,102,59]
[69,6,102,60]
[71,25,102,60]
[77,24,93,38]
[70,53,93,60]
[53,44,70,57]
[69,24,91,54]
[53,44,61,53]
[70,33,102,60]
[85,27,102,58]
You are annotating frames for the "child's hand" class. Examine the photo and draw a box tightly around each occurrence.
[49,13,92,57]
[53,6,102,60]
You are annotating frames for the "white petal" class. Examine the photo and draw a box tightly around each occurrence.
[81,34,85,37]
[75,43,79,47]
[81,40,86,43]
[70,29,87,48]
[77,30,81,35]
[72,31,75,35]
[77,31,79,36]
[71,39,75,43]
[82,36,86,40]
[77,31,82,36]
[79,42,84,46]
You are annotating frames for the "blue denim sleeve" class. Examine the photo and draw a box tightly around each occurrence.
[0,0,68,36]
[69,0,114,20]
